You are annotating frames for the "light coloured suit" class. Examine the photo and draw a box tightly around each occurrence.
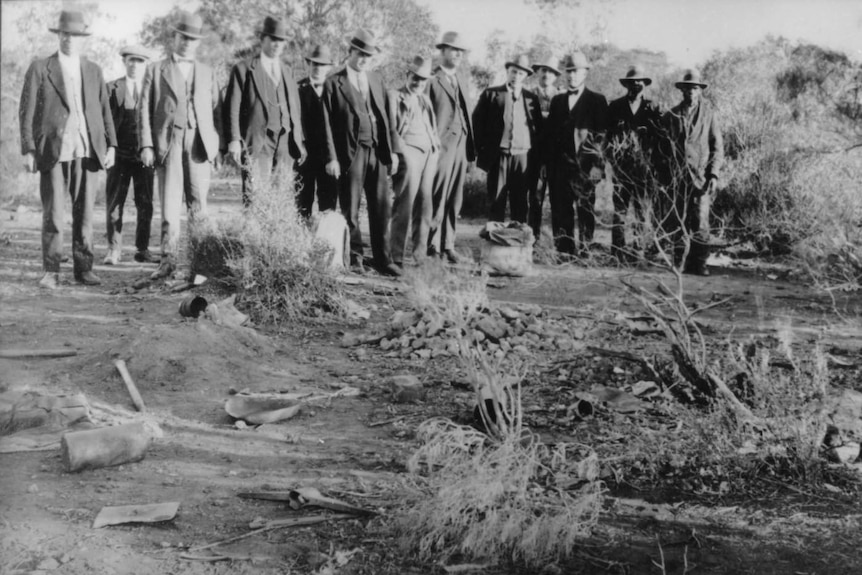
[138,55,223,260]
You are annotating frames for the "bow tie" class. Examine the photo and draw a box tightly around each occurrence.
[568,89,581,96]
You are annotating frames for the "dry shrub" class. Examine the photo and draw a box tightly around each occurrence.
[188,217,244,286]
[187,163,344,323]
[397,263,602,567]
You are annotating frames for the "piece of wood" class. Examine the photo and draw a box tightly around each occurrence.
[189,513,354,552]
[0,349,77,359]
[115,360,146,412]
[61,422,152,472]
[93,502,179,528]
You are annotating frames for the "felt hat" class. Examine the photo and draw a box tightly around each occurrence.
[531,55,561,76]
[436,31,466,51]
[260,16,289,40]
[172,10,204,40]
[305,44,334,65]
[49,10,91,36]
[561,51,591,71]
[675,69,708,89]
[620,65,652,86]
[348,29,379,55]
[505,54,533,75]
[120,45,150,61]
[408,55,433,79]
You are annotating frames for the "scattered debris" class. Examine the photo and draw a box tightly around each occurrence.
[178,295,208,318]
[61,422,153,472]
[388,374,425,403]
[205,294,249,328]
[190,514,356,553]
[238,486,375,516]
[225,396,302,425]
[92,501,179,528]
[0,391,93,453]
[0,348,77,359]
[114,359,146,412]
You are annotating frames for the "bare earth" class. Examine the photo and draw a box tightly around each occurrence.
[2,181,861,574]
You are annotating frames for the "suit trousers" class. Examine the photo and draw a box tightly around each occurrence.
[549,163,597,254]
[296,155,339,219]
[429,133,467,253]
[487,151,530,224]
[240,130,294,207]
[157,127,211,260]
[662,180,712,269]
[611,181,648,254]
[391,145,438,264]
[105,157,155,254]
[528,167,549,241]
[40,158,100,274]
[339,144,392,267]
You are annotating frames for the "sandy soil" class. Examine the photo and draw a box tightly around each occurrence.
[1,182,861,574]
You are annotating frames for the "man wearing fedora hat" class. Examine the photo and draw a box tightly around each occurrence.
[528,55,560,240]
[321,29,401,277]
[387,55,441,267]
[544,51,609,256]
[225,16,306,207]
[19,9,118,289]
[296,44,338,219]
[607,65,662,262]
[103,45,156,267]
[658,69,724,276]
[472,54,543,224]
[139,10,225,280]
[426,31,476,264]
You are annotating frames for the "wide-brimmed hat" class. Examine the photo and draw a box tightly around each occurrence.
[620,65,652,86]
[561,51,591,71]
[407,55,433,79]
[49,10,91,36]
[675,69,708,89]
[120,45,150,61]
[348,29,379,55]
[260,16,288,40]
[436,31,466,51]
[172,11,204,40]
[305,44,334,65]
[505,54,533,75]
[531,55,560,76]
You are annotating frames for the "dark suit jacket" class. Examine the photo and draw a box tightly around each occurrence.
[224,55,305,160]
[661,102,723,189]
[297,78,327,162]
[19,53,117,172]
[138,57,223,164]
[321,67,396,170]
[107,77,142,158]
[386,86,440,155]
[544,87,608,172]
[607,95,662,179]
[471,85,542,172]
[426,67,475,161]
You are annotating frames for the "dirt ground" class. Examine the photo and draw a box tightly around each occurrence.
[2,180,861,575]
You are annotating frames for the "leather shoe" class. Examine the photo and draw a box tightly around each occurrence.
[380,262,403,277]
[103,250,120,265]
[427,246,440,258]
[150,260,176,280]
[443,249,461,264]
[75,271,102,285]
[134,250,159,263]
[38,272,60,289]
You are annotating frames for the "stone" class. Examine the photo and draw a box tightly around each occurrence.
[517,303,542,315]
[494,349,506,359]
[391,310,422,332]
[426,318,444,337]
[37,558,60,571]
[513,345,530,355]
[472,330,486,343]
[340,332,365,347]
[476,316,507,342]
[500,340,512,352]
[499,306,520,321]
[411,337,426,349]
[416,349,432,360]
[389,375,425,403]
[380,338,394,351]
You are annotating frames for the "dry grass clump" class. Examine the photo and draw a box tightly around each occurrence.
[397,263,603,567]
[188,164,344,323]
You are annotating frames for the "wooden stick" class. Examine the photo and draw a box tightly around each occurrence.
[0,349,77,359]
[115,359,147,412]
[189,514,354,552]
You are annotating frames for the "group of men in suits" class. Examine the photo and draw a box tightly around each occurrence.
[20,9,723,289]
[470,51,723,275]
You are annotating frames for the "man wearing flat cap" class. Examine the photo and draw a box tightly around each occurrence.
[321,29,401,276]
[544,51,608,256]
[139,10,225,280]
[426,31,476,264]
[387,56,441,267]
[225,16,306,207]
[19,10,117,289]
[472,54,543,224]
[528,55,560,240]
[296,44,338,219]
[657,69,724,276]
[104,45,155,266]
[607,65,662,262]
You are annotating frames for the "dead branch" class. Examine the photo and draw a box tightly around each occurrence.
[587,346,664,386]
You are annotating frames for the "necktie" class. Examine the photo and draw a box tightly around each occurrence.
[270,62,279,83]
[448,74,457,90]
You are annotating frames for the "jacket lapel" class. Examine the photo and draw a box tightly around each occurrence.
[435,69,456,103]
[46,54,69,110]
[336,70,360,116]
[115,77,126,108]
[161,59,178,100]
[250,56,266,103]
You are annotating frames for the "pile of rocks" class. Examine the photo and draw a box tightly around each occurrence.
[346,303,587,361]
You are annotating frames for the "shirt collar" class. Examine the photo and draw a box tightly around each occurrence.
[172,53,194,65]
[260,53,278,70]
[506,83,522,99]
[346,64,365,84]
[440,66,457,77]
[57,51,81,70]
